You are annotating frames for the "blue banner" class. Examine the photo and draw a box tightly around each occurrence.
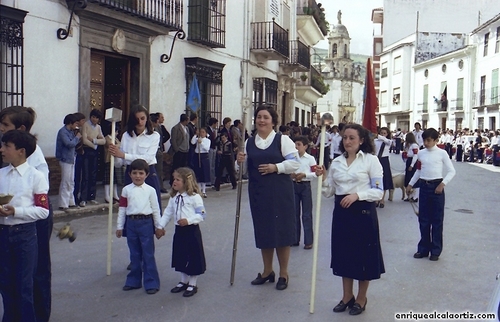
[187,74,201,112]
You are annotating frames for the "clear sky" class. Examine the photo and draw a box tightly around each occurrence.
[315,0,384,55]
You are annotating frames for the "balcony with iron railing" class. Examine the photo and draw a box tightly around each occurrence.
[187,0,226,48]
[280,39,310,73]
[416,103,429,114]
[81,0,183,33]
[449,98,464,112]
[251,19,289,62]
[294,67,327,105]
[296,0,327,46]
[473,87,499,107]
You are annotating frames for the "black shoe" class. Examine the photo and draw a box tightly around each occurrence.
[170,282,188,293]
[183,285,198,297]
[275,276,288,290]
[349,299,367,315]
[413,252,428,259]
[122,285,140,291]
[333,296,355,312]
[146,288,159,294]
[403,198,410,202]
[429,255,439,261]
[126,263,132,270]
[251,271,275,285]
[411,198,419,202]
[379,203,385,208]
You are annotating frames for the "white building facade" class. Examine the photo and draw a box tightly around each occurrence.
[1,0,328,191]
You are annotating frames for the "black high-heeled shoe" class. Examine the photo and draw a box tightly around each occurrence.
[333,296,355,312]
[251,271,275,285]
[349,298,367,315]
[275,276,288,290]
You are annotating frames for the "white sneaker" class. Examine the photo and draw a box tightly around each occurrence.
[89,200,99,205]
[79,201,86,207]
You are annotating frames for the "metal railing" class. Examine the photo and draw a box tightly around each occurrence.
[285,40,310,69]
[473,87,499,106]
[296,0,328,35]
[449,98,464,111]
[88,0,183,29]
[187,0,225,48]
[251,20,289,58]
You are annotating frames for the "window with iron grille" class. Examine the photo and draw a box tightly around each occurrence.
[184,57,225,127]
[0,6,27,110]
[188,0,226,48]
[252,78,278,115]
[484,32,489,57]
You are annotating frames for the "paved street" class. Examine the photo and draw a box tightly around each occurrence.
[2,155,500,322]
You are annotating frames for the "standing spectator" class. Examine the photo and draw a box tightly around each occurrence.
[150,113,166,193]
[187,113,198,168]
[492,130,500,166]
[190,128,211,198]
[232,119,248,179]
[72,112,86,205]
[79,109,105,207]
[214,132,237,191]
[475,131,484,163]
[219,117,233,146]
[374,127,394,208]
[393,128,403,154]
[413,122,424,149]
[291,136,317,249]
[0,130,50,322]
[315,125,332,169]
[316,123,385,316]
[402,132,420,202]
[407,128,456,261]
[109,105,162,210]
[103,125,121,203]
[0,107,53,322]
[56,114,82,209]
[155,112,171,192]
[168,114,190,187]
[116,159,162,295]
[329,124,342,160]
[206,117,218,185]
[236,106,300,291]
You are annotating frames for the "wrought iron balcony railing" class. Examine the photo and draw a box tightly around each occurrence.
[283,39,310,69]
[296,0,328,36]
[473,87,499,107]
[188,0,225,48]
[88,0,183,30]
[251,20,289,59]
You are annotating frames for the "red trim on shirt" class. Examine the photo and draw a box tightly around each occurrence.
[34,194,49,210]
[415,160,422,170]
[119,196,127,207]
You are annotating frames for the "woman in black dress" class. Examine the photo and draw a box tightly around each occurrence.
[236,106,300,291]
[316,124,385,315]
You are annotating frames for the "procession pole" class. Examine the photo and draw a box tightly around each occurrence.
[230,99,250,285]
[105,108,122,276]
[309,113,334,313]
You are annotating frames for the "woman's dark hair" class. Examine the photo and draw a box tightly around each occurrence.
[339,123,375,155]
[126,105,154,136]
[254,105,278,126]
[379,126,392,139]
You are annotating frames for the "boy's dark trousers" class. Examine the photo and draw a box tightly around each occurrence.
[125,217,160,290]
[215,155,236,190]
[395,138,402,154]
[293,181,313,246]
[34,200,53,322]
[73,153,84,203]
[0,222,38,322]
[417,179,445,257]
[170,151,188,186]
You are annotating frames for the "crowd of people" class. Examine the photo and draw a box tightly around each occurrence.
[0,102,496,319]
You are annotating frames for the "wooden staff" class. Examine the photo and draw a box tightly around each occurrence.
[310,113,334,313]
[230,103,249,285]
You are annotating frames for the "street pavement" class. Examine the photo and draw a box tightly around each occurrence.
[2,154,500,321]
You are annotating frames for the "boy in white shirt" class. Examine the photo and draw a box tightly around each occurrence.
[407,128,456,261]
[116,159,163,294]
[0,130,49,321]
[291,136,317,249]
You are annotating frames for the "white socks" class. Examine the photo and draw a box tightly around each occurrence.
[104,184,119,202]
[199,183,206,194]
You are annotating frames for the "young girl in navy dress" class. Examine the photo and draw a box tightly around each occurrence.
[402,132,420,202]
[158,167,206,297]
[190,128,211,198]
[374,127,394,208]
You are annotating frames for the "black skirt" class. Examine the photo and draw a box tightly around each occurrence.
[331,195,385,281]
[172,225,206,276]
[378,156,394,190]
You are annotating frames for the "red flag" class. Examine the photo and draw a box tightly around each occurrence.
[362,58,378,134]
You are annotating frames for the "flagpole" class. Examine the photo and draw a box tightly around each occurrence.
[309,113,333,313]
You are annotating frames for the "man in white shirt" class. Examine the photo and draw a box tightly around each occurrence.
[329,125,342,160]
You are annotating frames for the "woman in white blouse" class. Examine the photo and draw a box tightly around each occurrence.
[109,105,161,209]
[374,127,394,208]
[236,106,300,291]
[316,123,385,315]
